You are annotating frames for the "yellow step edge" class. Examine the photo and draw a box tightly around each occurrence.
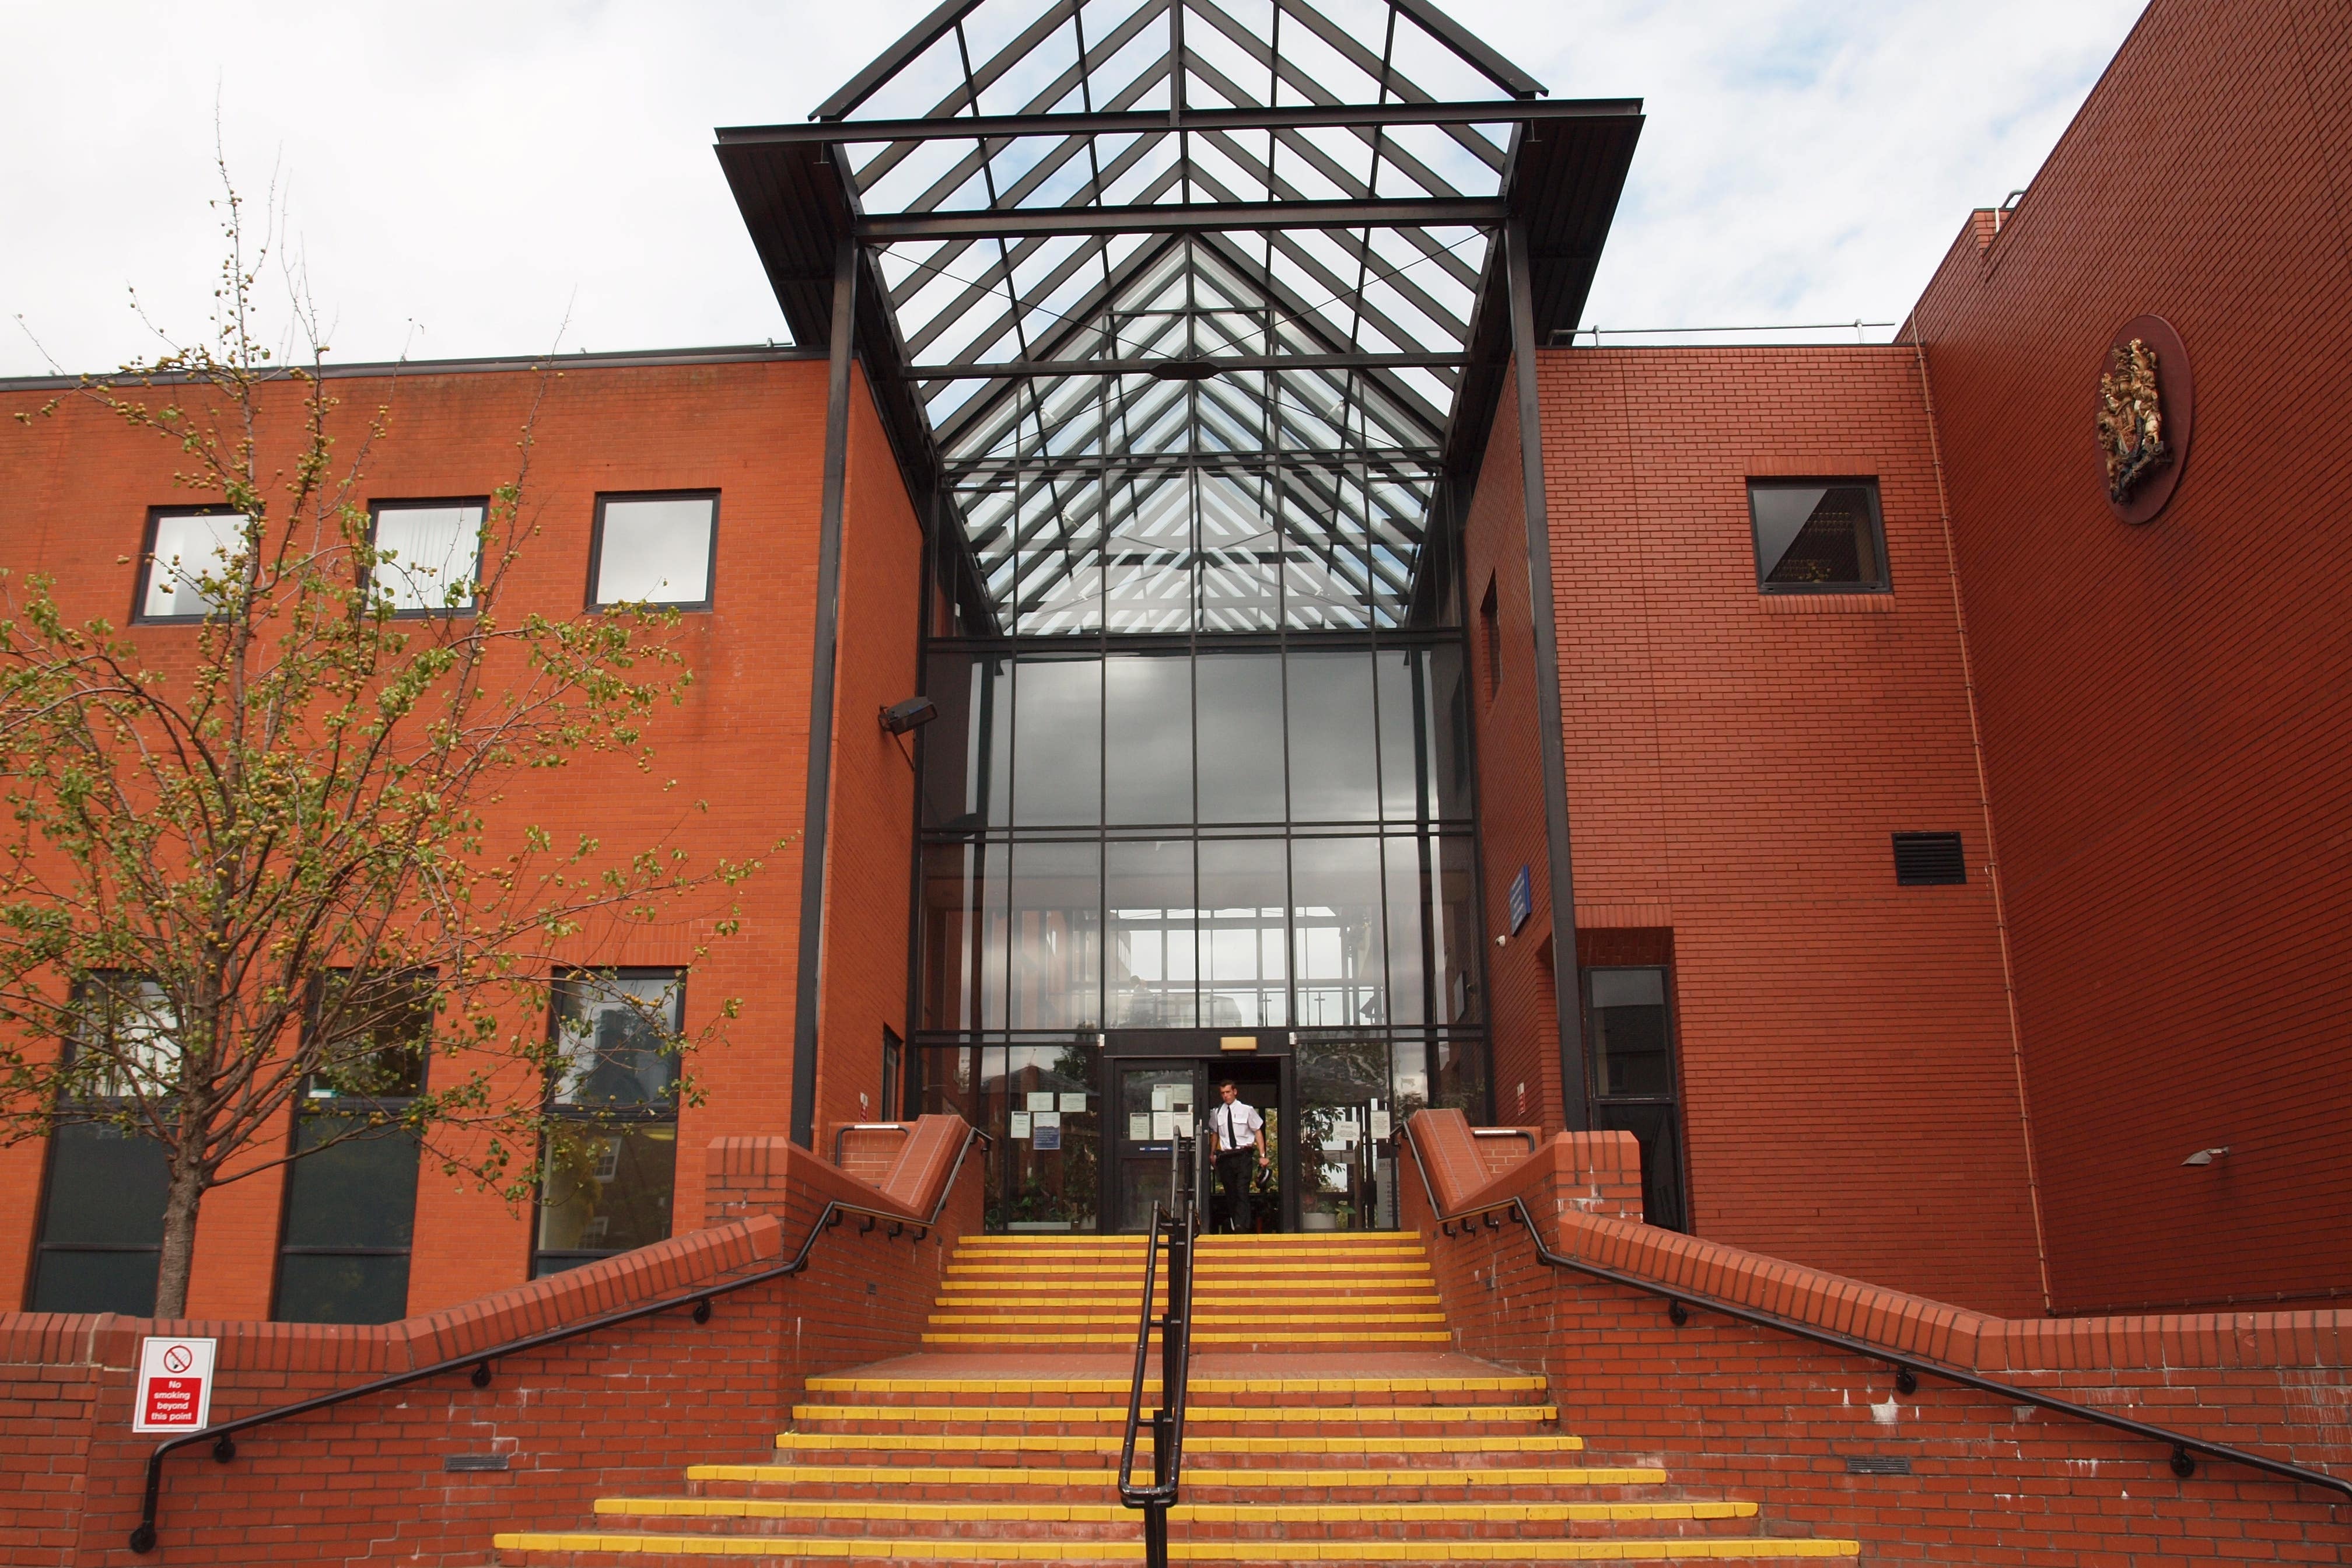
[923,1314,1450,1327]
[681,1464,1661,1488]
[789,1405,1556,1424]
[933,1293,1444,1304]
[946,1262,1433,1273]
[921,1331,1455,1345]
[804,1377,1546,1395]
[494,1534,1861,1560]
[589,1497,1759,1524]
[774,1433,1588,1454]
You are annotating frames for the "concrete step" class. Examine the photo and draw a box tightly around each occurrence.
[682,1464,1676,1504]
[800,1376,1549,1408]
[492,1534,1863,1563]
[769,1432,1593,1461]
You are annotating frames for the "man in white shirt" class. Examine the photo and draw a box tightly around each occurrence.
[1209,1080,1268,1233]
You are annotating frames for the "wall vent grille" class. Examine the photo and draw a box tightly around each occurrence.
[1893,832,1967,886]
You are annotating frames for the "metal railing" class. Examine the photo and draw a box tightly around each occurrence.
[130,1124,988,1554]
[1400,1123,2351,1507]
[1117,1130,1201,1568]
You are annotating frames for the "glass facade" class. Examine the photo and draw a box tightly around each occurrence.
[916,635,1489,1231]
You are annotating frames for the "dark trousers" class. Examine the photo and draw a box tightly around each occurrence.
[1214,1150,1255,1233]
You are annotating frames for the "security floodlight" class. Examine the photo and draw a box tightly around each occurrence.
[880,696,937,734]
[2180,1146,2230,1167]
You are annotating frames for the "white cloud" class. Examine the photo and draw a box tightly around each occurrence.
[0,0,2143,376]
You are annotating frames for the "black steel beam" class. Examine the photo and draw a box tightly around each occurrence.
[807,0,989,121]
[858,197,1504,242]
[1388,0,1550,99]
[1504,217,1589,1135]
[905,351,1468,379]
[790,235,860,1151]
[722,98,1640,148]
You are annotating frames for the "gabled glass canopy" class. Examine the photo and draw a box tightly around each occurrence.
[716,0,1644,635]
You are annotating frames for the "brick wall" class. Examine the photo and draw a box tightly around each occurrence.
[810,366,924,1139]
[1402,1121,2352,1564]
[0,1129,979,1566]
[1460,385,1566,1134]
[1906,0,2352,1312]
[1486,342,2045,1311]
[0,354,919,1314]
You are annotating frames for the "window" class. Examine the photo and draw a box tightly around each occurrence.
[590,492,718,609]
[1478,577,1500,696]
[881,1027,904,1121]
[1586,967,1688,1234]
[534,970,685,1276]
[29,977,178,1312]
[274,972,432,1324]
[370,500,484,615]
[136,509,250,622]
[1748,480,1889,593]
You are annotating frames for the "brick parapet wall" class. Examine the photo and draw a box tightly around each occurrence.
[1400,1115,2352,1563]
[0,1126,981,1567]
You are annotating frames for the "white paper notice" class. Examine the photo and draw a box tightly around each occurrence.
[1010,1111,1032,1139]
[1026,1090,1058,1112]
[1033,1111,1061,1132]
[1152,1086,1172,1110]
[1172,1113,1195,1138]
[1059,1093,1088,1113]
[1152,1111,1176,1140]
[1369,1111,1393,1138]
[1129,1112,1153,1140]
[1335,1127,1358,1147]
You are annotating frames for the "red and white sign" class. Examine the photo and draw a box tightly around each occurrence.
[132,1336,216,1433]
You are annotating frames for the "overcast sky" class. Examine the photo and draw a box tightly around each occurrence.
[1,0,2146,377]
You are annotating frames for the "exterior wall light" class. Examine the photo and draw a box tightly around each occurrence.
[2180,1146,2230,1167]
[880,696,937,734]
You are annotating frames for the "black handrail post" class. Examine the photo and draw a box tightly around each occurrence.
[1119,1132,1200,1568]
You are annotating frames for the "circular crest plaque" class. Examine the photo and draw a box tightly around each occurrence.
[2095,314,2193,524]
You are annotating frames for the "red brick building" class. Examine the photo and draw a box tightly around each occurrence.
[1,0,2344,1334]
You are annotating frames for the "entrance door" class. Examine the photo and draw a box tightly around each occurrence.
[1111,1061,1203,1232]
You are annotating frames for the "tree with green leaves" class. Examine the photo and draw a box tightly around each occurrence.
[0,170,768,1317]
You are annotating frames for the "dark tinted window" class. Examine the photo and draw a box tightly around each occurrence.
[1590,967,1674,1098]
[1749,481,1888,592]
[551,972,685,1108]
[534,1125,679,1275]
[537,971,686,1275]
[31,1124,169,1313]
[276,1114,421,1324]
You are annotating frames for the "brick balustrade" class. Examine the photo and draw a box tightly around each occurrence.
[1400,1109,2352,1564]
[0,1119,981,1567]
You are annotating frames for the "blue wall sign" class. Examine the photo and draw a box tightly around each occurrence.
[1507,865,1533,935]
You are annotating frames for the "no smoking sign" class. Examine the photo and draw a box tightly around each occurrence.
[133,1336,217,1433]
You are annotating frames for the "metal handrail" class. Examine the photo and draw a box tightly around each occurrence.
[130,1124,989,1553]
[1399,1124,2351,1506]
[1117,1132,1200,1568]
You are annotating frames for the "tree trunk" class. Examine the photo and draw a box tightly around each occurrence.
[152,1143,209,1320]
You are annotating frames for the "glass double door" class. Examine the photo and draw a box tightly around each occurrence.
[1111,1057,1288,1233]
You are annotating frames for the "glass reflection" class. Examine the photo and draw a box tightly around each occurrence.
[1013,657,1100,827]
[1195,654,1284,824]
[1006,840,1100,1030]
[1105,653,1192,825]
[922,651,1009,832]
[1292,837,1385,1027]
[1108,840,1196,1028]
[1199,839,1287,1028]
[1286,649,1380,822]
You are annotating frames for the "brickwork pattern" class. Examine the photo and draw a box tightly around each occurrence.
[0,1129,980,1566]
[1402,1119,2352,1565]
[1485,342,2043,1311]
[1905,0,2352,1314]
[0,356,923,1315]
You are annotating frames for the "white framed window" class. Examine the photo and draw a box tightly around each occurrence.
[370,500,484,615]
[590,492,718,609]
[137,509,250,622]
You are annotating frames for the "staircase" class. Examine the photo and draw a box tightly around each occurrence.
[491,1233,1860,1564]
